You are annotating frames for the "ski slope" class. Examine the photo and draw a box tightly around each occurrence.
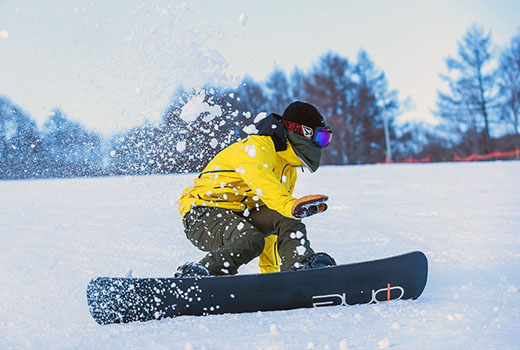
[1,161,519,349]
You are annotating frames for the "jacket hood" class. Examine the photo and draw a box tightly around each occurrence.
[255,113,287,152]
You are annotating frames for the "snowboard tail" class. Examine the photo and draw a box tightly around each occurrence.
[87,251,428,325]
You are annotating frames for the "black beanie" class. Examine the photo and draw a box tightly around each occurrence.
[282,101,325,129]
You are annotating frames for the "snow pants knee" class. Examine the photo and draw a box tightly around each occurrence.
[182,206,314,275]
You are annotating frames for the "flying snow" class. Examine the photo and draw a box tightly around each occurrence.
[296,246,306,255]
[377,338,391,349]
[176,141,186,152]
[0,30,8,39]
[253,112,267,123]
[245,144,257,158]
[242,124,258,135]
[179,90,223,123]
[238,13,248,26]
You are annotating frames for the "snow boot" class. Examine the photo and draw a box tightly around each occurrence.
[301,252,336,269]
[175,262,211,278]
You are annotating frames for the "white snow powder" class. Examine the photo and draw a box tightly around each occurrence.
[3,162,520,349]
[176,141,186,152]
[245,144,257,158]
[209,138,218,149]
[238,13,248,25]
[242,124,258,135]
[377,338,390,348]
[254,112,267,123]
[179,90,223,123]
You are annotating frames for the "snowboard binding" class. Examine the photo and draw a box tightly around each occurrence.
[175,262,211,278]
[297,252,337,270]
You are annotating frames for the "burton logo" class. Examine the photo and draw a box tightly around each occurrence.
[312,284,405,307]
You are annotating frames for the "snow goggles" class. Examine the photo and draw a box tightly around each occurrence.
[281,120,333,147]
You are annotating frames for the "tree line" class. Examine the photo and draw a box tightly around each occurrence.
[1,24,519,180]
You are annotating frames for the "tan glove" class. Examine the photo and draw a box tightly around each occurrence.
[292,195,329,218]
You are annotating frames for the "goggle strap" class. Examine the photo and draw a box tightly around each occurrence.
[281,120,312,137]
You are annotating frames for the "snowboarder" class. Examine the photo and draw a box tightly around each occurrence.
[176,101,335,277]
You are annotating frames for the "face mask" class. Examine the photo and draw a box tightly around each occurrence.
[287,132,322,173]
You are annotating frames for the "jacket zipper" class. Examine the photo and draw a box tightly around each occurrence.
[274,241,278,266]
[280,164,300,183]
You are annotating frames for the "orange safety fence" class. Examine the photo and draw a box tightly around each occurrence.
[378,149,520,164]
[378,156,430,164]
[453,149,520,162]
[399,155,431,163]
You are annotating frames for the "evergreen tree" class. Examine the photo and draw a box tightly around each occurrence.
[42,109,103,177]
[0,97,46,179]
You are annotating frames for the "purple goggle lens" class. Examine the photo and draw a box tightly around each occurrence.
[313,127,333,147]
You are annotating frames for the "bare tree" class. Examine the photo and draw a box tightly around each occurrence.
[290,67,307,101]
[436,24,498,154]
[352,49,398,163]
[497,30,520,136]
[265,68,292,114]
[304,52,356,164]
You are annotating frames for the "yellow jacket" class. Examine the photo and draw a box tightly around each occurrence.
[178,134,304,273]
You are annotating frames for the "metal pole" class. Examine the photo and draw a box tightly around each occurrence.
[380,93,392,163]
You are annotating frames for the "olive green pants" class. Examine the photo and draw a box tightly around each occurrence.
[182,206,314,275]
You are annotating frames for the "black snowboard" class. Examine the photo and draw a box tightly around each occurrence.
[87,251,427,325]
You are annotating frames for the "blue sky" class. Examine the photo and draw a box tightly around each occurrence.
[1,0,519,136]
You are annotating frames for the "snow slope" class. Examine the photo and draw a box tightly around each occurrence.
[1,161,519,349]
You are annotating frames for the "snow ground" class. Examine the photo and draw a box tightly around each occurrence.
[0,161,519,350]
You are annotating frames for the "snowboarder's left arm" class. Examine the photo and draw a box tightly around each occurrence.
[291,194,328,218]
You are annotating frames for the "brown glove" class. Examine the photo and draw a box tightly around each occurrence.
[292,195,329,219]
